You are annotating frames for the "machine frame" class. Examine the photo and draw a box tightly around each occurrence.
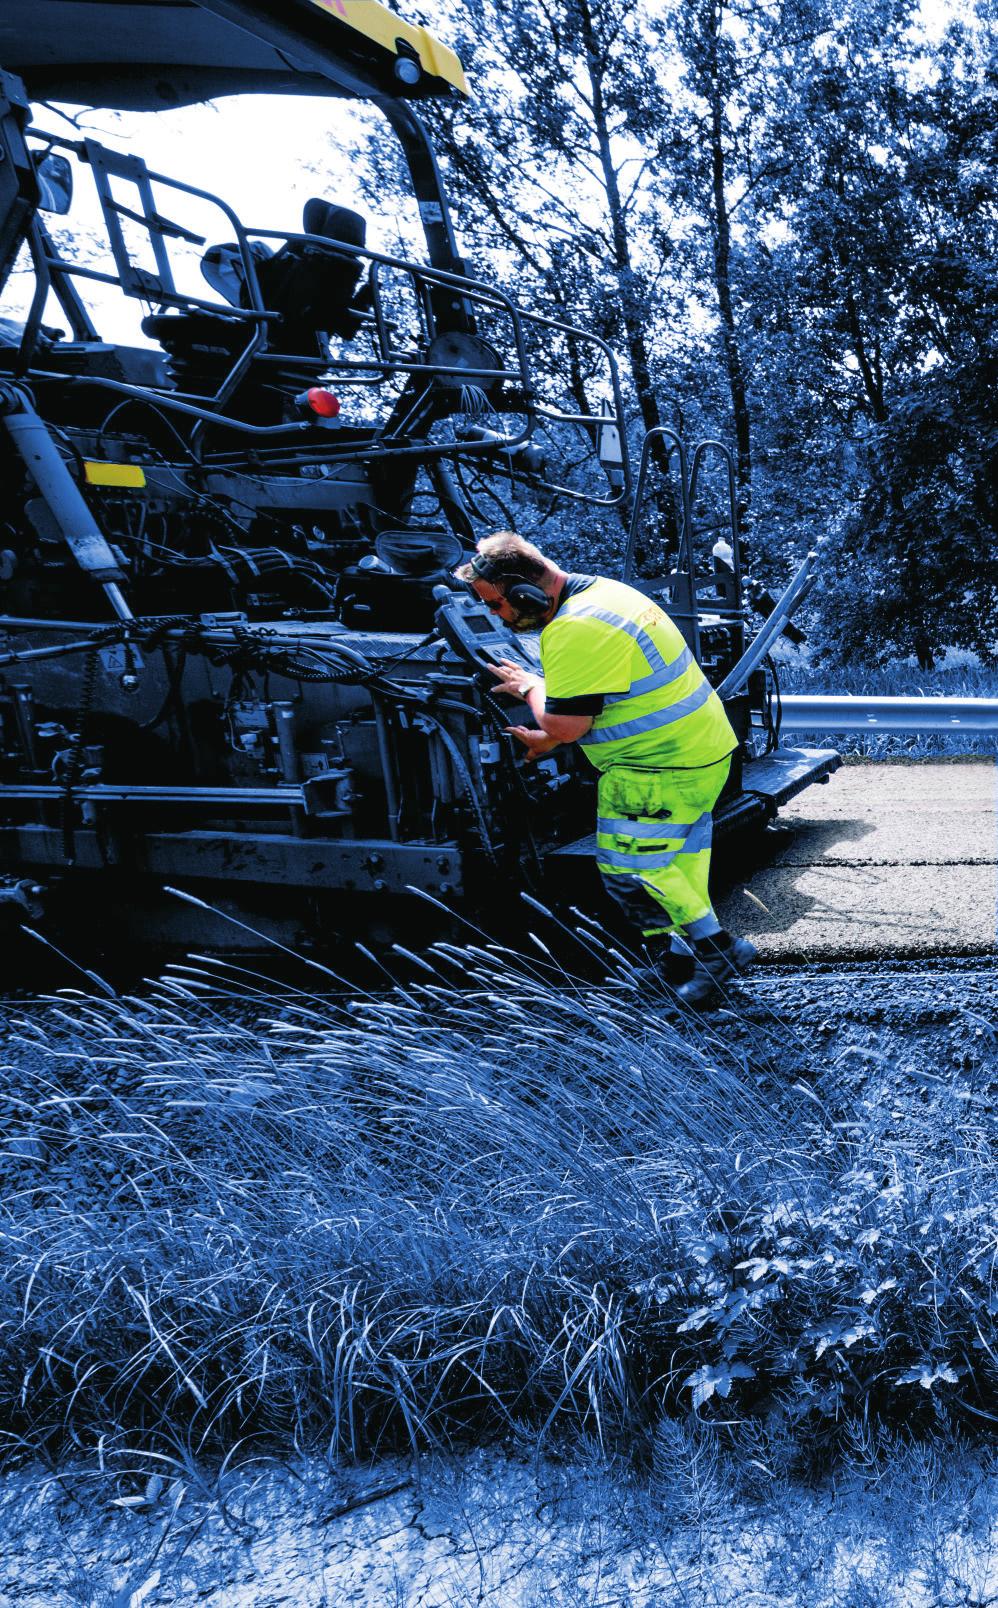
[0,1,838,951]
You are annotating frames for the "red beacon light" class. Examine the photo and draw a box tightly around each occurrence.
[307,388,340,417]
[295,387,342,422]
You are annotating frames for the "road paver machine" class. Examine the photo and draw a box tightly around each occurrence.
[0,0,837,949]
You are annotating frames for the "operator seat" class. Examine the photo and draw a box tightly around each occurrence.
[141,200,370,410]
[276,199,369,344]
[197,200,369,353]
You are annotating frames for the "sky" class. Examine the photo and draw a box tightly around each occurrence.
[6,92,420,345]
[1,0,973,347]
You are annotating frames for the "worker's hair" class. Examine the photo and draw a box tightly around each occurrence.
[454,531,552,587]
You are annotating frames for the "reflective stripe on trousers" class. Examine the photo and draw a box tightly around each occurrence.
[595,757,731,939]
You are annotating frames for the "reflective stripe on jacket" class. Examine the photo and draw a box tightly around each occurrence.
[539,576,736,772]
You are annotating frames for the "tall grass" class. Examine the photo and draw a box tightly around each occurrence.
[0,937,996,1477]
[774,656,998,757]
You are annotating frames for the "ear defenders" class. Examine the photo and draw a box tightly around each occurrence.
[467,552,549,612]
[506,580,550,610]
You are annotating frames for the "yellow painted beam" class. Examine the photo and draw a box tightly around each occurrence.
[307,0,468,95]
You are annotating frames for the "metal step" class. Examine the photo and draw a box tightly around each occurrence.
[547,746,841,861]
[740,744,842,806]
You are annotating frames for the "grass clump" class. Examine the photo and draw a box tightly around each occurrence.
[0,939,996,1478]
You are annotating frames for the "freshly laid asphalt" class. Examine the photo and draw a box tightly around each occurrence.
[716,759,998,961]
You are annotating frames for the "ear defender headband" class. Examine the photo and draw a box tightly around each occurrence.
[467,552,549,612]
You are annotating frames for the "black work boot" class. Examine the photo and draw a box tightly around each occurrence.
[637,940,695,995]
[674,964,719,1008]
[648,941,720,1007]
[692,929,758,983]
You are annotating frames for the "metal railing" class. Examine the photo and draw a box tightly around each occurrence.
[23,127,632,505]
[777,696,998,733]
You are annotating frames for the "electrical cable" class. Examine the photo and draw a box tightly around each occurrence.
[89,431,322,571]
[457,458,518,528]
[190,619,506,865]
[366,629,439,678]
[451,456,502,525]
[3,607,544,875]
[472,683,547,882]
[251,629,437,690]
[96,395,200,465]
[212,618,515,864]
[47,420,89,481]
[415,713,500,869]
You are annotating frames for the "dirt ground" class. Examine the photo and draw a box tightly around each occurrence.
[3,1436,998,1608]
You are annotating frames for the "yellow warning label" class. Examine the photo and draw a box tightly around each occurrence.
[84,462,147,488]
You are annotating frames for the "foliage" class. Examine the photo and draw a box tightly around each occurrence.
[360,0,996,662]
[762,12,998,664]
[1,934,997,1472]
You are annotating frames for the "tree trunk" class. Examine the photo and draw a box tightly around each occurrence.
[577,0,681,548]
[702,0,753,542]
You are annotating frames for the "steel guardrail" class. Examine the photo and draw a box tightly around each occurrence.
[777,695,998,733]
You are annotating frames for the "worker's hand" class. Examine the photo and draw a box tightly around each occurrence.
[488,660,540,700]
[504,726,562,761]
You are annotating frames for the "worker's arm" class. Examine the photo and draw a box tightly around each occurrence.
[489,660,594,755]
[517,675,594,742]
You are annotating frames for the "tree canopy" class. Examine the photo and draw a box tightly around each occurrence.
[372,0,996,665]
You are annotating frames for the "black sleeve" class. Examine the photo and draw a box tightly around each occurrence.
[545,693,605,715]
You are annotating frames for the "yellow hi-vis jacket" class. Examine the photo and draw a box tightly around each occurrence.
[539,576,736,772]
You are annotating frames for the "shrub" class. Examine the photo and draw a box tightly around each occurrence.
[0,934,995,1473]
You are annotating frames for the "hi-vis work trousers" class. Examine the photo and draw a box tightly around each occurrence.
[595,755,732,942]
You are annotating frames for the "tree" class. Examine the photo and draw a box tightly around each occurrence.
[357,0,997,663]
[378,0,706,559]
[758,3,998,663]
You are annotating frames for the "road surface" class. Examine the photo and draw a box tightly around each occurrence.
[716,759,997,961]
